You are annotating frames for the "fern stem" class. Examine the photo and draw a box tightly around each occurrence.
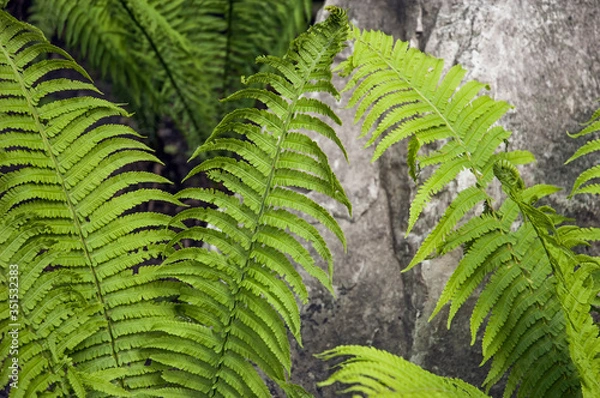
[117,0,201,136]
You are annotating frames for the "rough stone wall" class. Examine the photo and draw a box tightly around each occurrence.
[290,1,600,396]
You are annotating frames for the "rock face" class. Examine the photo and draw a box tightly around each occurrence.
[290,1,600,397]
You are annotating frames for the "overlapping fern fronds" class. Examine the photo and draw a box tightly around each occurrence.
[492,161,600,397]
[30,0,312,148]
[318,345,490,397]
[566,104,600,196]
[549,239,600,398]
[320,27,594,397]
[564,104,600,395]
[30,0,219,148]
[0,12,180,396]
[145,7,350,397]
[437,172,581,397]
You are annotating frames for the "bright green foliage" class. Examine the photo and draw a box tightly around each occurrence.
[564,103,600,396]
[494,161,600,397]
[321,26,599,397]
[0,8,351,397]
[318,345,490,397]
[552,242,600,398]
[0,12,180,396]
[339,26,519,243]
[30,0,312,148]
[216,0,312,98]
[147,8,350,397]
[566,104,600,196]
[1,4,598,398]
[452,173,582,397]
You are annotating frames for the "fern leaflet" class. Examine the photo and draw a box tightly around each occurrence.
[567,104,600,196]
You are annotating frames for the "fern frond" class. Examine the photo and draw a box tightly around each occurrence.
[219,0,311,93]
[341,26,594,397]
[153,8,350,396]
[0,12,180,396]
[412,182,583,398]
[478,163,599,397]
[443,183,581,396]
[548,249,600,398]
[30,0,312,148]
[567,104,600,196]
[508,186,600,397]
[30,0,219,148]
[340,27,527,262]
[318,345,490,397]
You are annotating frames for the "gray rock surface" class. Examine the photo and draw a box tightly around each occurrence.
[290,1,600,396]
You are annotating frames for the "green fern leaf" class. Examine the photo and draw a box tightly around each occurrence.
[438,214,500,257]
[538,225,600,398]
[433,231,515,325]
[476,174,596,397]
[408,187,487,270]
[468,227,538,343]
[408,157,471,233]
[340,26,529,248]
[0,12,181,396]
[30,0,312,148]
[340,25,589,396]
[155,8,350,396]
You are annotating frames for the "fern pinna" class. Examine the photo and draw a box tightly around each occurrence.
[149,7,350,397]
[566,104,600,197]
[30,0,312,148]
[0,11,181,396]
[322,27,600,397]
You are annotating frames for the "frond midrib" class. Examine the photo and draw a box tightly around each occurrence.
[0,37,124,379]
